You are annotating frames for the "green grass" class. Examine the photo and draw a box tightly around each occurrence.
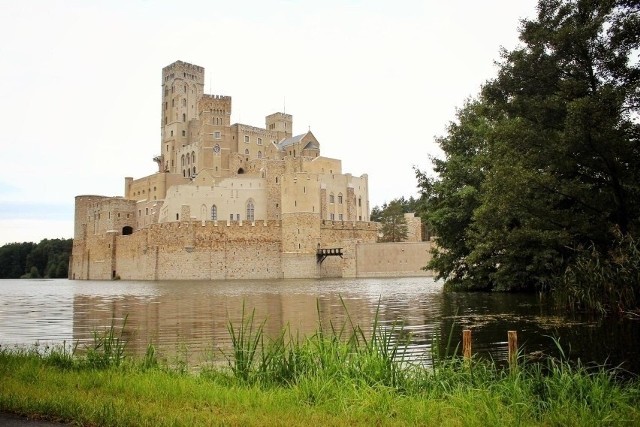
[0,308,639,426]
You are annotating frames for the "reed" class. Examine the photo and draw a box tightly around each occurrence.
[1,306,639,426]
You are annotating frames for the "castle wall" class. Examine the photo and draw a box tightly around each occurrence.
[355,242,434,277]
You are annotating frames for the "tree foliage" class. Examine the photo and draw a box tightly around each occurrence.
[378,200,409,242]
[0,238,72,279]
[418,0,640,310]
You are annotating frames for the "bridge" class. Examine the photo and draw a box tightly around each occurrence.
[316,247,343,264]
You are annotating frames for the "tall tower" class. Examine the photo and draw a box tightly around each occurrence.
[160,61,205,174]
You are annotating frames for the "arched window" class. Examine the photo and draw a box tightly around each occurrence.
[238,168,245,174]
[211,205,217,220]
[193,166,196,175]
[246,200,255,222]
[192,151,196,164]
[338,193,343,204]
[182,113,186,122]
[257,151,262,159]
[181,155,185,166]
[122,226,133,235]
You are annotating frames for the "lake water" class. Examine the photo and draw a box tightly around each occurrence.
[1,278,638,373]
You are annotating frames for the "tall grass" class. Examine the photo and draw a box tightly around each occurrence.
[1,304,639,426]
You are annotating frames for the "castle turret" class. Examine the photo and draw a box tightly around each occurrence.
[266,112,292,141]
[160,61,205,174]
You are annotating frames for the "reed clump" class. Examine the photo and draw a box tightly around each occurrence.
[0,304,639,426]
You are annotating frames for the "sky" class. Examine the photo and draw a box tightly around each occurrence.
[0,0,539,245]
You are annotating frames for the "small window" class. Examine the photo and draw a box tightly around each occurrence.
[244,135,249,143]
[338,194,343,204]
[339,214,343,221]
[236,214,240,221]
[230,214,234,221]
[329,194,335,203]
[330,213,335,220]
[257,137,262,145]
[182,98,186,106]
[358,197,362,207]
[214,131,221,139]
[145,208,149,215]
[182,130,186,136]
[246,200,255,221]
[211,205,217,220]
[257,151,262,159]
[182,113,186,122]
[171,130,173,137]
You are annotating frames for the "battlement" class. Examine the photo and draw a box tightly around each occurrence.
[162,60,204,82]
[266,112,292,121]
[201,94,231,101]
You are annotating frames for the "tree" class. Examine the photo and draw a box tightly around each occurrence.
[0,239,72,279]
[419,0,640,309]
[378,200,409,242]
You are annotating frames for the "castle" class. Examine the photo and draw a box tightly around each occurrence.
[70,60,431,281]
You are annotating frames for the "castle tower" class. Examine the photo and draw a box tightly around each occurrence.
[160,61,205,174]
[266,112,293,141]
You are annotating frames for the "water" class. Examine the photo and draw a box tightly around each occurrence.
[0,277,638,373]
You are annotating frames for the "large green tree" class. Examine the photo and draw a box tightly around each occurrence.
[419,0,640,309]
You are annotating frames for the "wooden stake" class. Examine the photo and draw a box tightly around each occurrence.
[462,329,472,360]
[508,330,518,370]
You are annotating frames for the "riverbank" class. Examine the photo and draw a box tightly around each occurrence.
[1,320,639,427]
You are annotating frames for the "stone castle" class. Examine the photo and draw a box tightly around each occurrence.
[70,60,431,281]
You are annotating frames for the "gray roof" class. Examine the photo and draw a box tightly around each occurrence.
[277,133,306,150]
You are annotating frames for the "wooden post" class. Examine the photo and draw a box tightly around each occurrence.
[508,330,518,370]
[462,329,472,361]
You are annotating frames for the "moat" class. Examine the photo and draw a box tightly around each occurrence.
[1,277,638,374]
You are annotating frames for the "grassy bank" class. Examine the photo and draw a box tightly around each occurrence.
[1,310,639,426]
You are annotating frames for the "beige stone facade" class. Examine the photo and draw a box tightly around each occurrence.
[70,60,430,280]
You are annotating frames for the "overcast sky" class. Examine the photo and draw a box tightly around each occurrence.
[0,0,538,245]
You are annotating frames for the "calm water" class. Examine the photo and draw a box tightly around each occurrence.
[1,278,638,373]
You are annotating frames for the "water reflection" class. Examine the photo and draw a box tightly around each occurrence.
[0,278,638,374]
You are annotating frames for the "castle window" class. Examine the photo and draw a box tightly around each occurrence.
[230,214,233,221]
[182,113,186,122]
[164,88,168,97]
[211,205,217,220]
[257,151,262,159]
[358,197,362,207]
[193,166,196,175]
[176,213,179,220]
[183,170,186,177]
[181,155,185,166]
[236,214,240,221]
[244,135,249,143]
[257,137,262,145]
[182,130,186,137]
[165,116,167,125]
[338,194,343,204]
[171,131,173,137]
[246,200,255,221]
[214,131,221,139]
[145,208,149,215]
[329,194,335,204]
[192,151,196,163]
[182,99,186,107]
[330,213,335,220]
[245,149,249,158]
[339,214,343,221]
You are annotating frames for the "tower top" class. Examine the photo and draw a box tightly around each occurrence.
[162,60,204,83]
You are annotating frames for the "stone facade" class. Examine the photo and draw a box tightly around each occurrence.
[70,60,430,281]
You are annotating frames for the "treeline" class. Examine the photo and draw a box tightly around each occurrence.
[0,238,73,279]
[415,0,639,313]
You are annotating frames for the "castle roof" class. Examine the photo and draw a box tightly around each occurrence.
[277,133,306,150]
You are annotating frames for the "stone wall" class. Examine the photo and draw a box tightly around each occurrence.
[355,242,433,277]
